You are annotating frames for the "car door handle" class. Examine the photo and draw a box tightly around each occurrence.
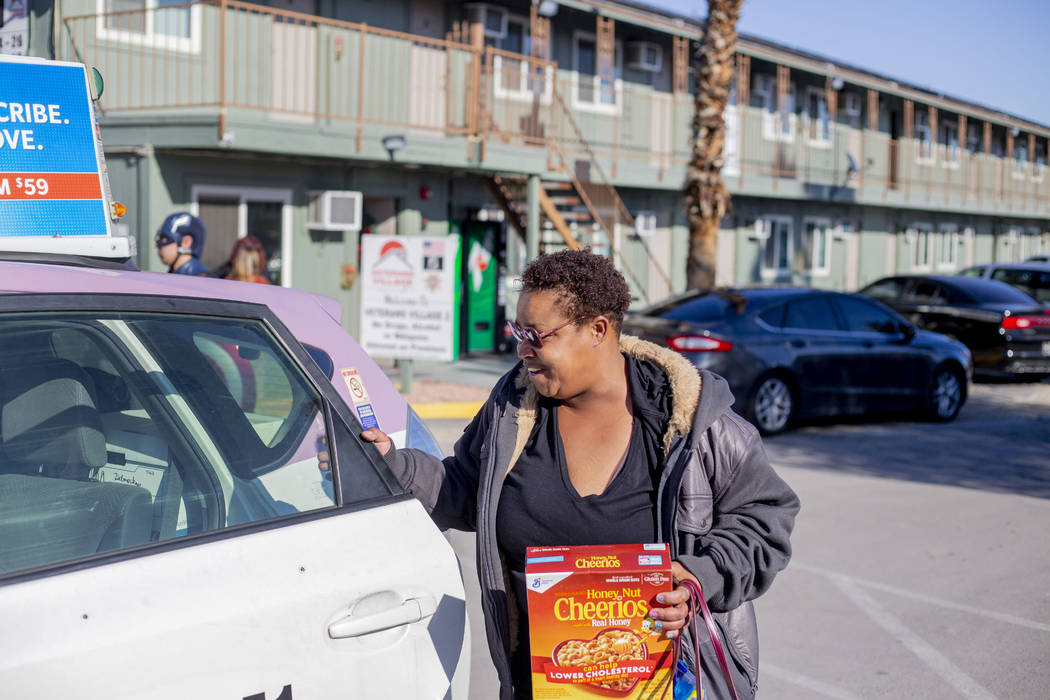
[328,596,438,639]
[789,339,806,348]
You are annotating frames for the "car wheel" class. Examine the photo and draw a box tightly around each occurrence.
[748,374,794,435]
[927,366,964,421]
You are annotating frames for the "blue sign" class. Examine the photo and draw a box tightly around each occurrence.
[0,57,110,239]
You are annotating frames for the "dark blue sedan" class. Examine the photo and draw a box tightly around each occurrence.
[622,288,972,435]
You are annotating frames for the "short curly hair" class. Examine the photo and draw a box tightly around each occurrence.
[520,249,632,333]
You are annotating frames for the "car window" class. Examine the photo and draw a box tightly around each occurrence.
[958,266,985,278]
[0,312,391,577]
[991,268,1050,303]
[860,278,905,302]
[833,297,902,334]
[658,293,732,322]
[782,297,841,331]
[757,304,785,328]
[903,280,945,303]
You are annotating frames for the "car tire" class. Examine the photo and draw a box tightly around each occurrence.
[747,374,795,436]
[926,365,964,422]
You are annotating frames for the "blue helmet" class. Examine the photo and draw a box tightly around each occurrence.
[155,212,206,258]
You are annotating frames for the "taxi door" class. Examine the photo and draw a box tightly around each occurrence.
[0,296,468,699]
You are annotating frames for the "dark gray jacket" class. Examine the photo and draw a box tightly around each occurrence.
[384,336,800,699]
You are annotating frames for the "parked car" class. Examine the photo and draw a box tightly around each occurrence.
[1026,254,1050,263]
[859,274,1050,380]
[958,262,1050,303]
[0,251,469,699]
[622,287,971,435]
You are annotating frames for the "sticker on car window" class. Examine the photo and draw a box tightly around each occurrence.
[341,367,379,430]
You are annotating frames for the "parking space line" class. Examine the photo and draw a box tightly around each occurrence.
[761,664,865,699]
[826,572,998,700]
[794,562,1050,633]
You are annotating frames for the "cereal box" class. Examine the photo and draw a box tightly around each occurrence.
[525,543,674,699]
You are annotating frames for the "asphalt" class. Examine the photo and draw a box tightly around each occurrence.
[377,352,520,418]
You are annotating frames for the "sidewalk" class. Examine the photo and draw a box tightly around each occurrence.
[377,352,519,419]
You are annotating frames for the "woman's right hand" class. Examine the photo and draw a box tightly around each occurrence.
[361,427,393,456]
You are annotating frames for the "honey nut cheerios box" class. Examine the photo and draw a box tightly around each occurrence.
[525,543,674,699]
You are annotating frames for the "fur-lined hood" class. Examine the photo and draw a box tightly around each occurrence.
[506,334,709,474]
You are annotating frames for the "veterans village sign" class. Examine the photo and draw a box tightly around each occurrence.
[359,235,461,362]
[0,55,131,257]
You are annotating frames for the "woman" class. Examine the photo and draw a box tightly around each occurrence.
[213,235,270,284]
[362,249,799,700]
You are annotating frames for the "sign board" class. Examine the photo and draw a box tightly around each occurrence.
[0,0,28,56]
[359,235,461,362]
[0,55,132,257]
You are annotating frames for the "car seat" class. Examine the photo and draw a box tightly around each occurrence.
[0,359,153,574]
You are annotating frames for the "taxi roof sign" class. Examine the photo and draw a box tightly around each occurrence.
[0,55,133,259]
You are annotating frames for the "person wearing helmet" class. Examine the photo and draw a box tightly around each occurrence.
[155,212,208,276]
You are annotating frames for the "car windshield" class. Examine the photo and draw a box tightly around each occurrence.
[0,310,389,575]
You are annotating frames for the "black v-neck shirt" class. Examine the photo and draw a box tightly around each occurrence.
[496,395,660,696]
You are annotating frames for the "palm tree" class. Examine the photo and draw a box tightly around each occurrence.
[684,0,744,290]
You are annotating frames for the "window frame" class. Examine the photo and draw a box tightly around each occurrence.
[939,119,959,168]
[937,224,960,271]
[753,74,796,142]
[489,14,553,104]
[95,0,203,54]
[914,110,935,165]
[802,216,831,276]
[908,222,934,271]
[803,86,831,148]
[757,215,793,279]
[0,293,405,584]
[571,30,623,114]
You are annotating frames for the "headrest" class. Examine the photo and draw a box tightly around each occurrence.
[1,361,106,478]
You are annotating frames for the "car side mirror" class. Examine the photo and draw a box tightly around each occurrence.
[898,323,916,343]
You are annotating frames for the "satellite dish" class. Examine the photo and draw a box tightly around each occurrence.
[846,152,858,173]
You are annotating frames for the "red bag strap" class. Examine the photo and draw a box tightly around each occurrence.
[680,578,741,700]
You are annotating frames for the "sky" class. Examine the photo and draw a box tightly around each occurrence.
[649,0,1050,126]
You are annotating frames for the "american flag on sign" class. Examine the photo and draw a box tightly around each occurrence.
[422,239,445,271]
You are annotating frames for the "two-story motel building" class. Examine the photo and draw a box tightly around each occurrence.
[12,0,1050,347]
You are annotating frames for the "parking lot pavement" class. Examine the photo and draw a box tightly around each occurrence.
[426,380,1050,699]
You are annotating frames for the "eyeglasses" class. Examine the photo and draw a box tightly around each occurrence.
[506,315,587,347]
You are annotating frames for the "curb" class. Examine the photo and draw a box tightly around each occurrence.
[411,401,485,419]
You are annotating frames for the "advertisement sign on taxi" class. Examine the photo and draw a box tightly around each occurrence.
[0,55,130,256]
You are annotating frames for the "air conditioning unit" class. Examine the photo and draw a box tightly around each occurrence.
[627,41,662,72]
[634,211,656,237]
[307,190,362,231]
[465,3,507,39]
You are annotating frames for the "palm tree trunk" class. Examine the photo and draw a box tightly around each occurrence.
[685,0,743,290]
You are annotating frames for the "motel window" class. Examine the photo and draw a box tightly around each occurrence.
[98,0,200,50]
[573,32,622,111]
[804,87,831,146]
[843,93,862,129]
[758,217,793,277]
[938,225,959,270]
[909,225,933,271]
[966,123,982,154]
[1013,141,1029,178]
[753,75,795,141]
[802,219,831,275]
[1034,142,1046,181]
[940,120,959,165]
[489,16,546,100]
[915,111,934,163]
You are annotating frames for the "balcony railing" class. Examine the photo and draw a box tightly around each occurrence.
[60,1,1050,217]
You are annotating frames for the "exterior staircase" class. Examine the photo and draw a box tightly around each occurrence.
[483,91,672,306]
